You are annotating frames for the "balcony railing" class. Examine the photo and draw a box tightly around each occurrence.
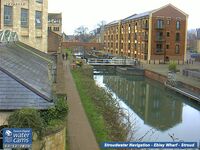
[142,35,148,41]
[142,24,149,29]
[156,37,165,42]
[155,49,164,54]
[155,25,164,30]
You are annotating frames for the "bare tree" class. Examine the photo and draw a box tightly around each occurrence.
[97,20,106,28]
[74,26,89,36]
[74,26,91,42]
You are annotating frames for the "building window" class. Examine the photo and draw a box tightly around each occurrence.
[4,5,13,25]
[135,22,137,30]
[53,27,60,31]
[128,43,131,49]
[156,44,163,52]
[167,20,170,25]
[35,11,42,28]
[48,27,52,31]
[134,33,137,40]
[134,43,137,49]
[21,8,29,27]
[156,32,163,41]
[176,33,180,42]
[128,34,131,40]
[116,43,118,48]
[166,44,170,49]
[175,44,180,54]
[128,24,131,31]
[167,32,170,37]
[176,21,180,30]
[36,0,43,3]
[156,19,164,29]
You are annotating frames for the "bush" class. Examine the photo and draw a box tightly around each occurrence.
[7,108,44,137]
[40,97,68,125]
[168,62,177,72]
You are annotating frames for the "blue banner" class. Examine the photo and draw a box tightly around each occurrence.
[101,142,198,149]
[3,128,32,149]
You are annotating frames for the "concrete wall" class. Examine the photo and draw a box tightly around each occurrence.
[0,0,48,52]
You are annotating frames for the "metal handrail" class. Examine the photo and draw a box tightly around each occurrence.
[0,30,19,43]
[87,58,137,65]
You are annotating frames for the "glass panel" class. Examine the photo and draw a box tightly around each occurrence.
[35,11,42,28]
[21,8,29,27]
[4,6,13,25]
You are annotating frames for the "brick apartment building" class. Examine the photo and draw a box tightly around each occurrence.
[0,0,48,52]
[104,4,188,63]
[48,13,62,35]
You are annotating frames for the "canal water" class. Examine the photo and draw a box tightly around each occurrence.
[93,68,200,143]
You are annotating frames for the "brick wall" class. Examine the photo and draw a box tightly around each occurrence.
[62,42,103,50]
[48,31,62,53]
[151,5,187,61]
[144,70,167,83]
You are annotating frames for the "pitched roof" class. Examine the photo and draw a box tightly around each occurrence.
[106,20,119,26]
[122,11,152,22]
[0,70,54,110]
[0,42,56,110]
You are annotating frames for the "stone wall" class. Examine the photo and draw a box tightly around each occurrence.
[0,112,11,126]
[0,0,48,52]
[144,70,167,83]
[33,127,66,150]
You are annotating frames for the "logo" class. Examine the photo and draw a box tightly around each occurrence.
[3,128,32,149]
[5,130,12,137]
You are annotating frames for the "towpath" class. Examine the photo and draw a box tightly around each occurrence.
[63,60,100,150]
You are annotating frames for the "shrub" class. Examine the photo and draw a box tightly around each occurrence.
[7,108,44,137]
[40,97,68,125]
[168,62,177,72]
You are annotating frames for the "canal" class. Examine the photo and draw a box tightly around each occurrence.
[93,67,200,143]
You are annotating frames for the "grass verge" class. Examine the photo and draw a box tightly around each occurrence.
[71,66,128,149]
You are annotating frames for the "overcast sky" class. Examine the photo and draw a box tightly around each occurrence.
[48,0,199,35]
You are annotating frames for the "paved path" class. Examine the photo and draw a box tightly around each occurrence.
[64,60,100,150]
[143,63,200,89]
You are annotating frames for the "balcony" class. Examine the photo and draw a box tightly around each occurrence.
[156,37,165,42]
[155,25,164,30]
[142,35,148,42]
[155,49,164,54]
[142,24,149,30]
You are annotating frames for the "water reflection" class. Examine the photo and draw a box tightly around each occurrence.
[103,75,182,131]
[93,71,200,142]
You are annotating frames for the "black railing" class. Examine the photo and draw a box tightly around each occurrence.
[156,37,165,42]
[142,24,149,29]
